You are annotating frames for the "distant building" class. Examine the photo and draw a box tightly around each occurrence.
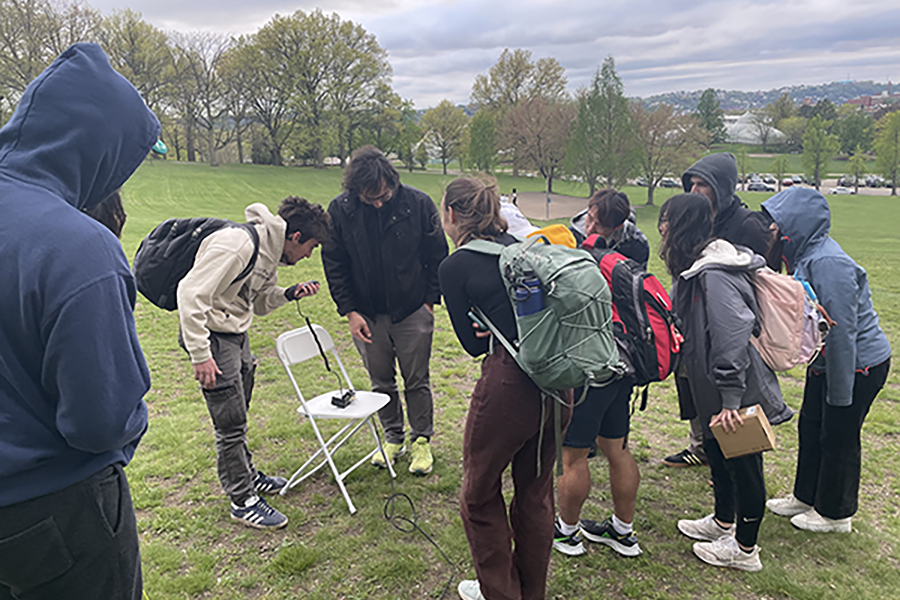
[845,85,900,112]
[724,111,786,146]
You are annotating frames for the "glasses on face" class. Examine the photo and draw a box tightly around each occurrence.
[360,187,393,205]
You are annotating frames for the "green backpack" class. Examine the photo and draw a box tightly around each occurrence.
[462,236,624,472]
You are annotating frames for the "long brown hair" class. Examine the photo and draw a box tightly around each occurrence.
[658,193,714,279]
[444,177,508,246]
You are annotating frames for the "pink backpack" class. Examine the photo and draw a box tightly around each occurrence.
[750,268,832,372]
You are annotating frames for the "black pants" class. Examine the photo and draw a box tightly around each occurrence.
[0,464,141,600]
[704,438,765,548]
[793,358,890,520]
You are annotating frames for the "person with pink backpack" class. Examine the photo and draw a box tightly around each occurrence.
[762,187,891,533]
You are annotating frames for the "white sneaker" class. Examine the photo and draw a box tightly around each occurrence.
[693,535,763,572]
[677,513,735,542]
[458,579,485,600]
[766,494,812,517]
[791,509,852,533]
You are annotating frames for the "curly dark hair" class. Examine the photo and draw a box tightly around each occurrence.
[658,193,714,279]
[277,197,332,245]
[343,145,400,198]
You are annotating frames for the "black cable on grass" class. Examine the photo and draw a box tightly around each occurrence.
[294,300,461,599]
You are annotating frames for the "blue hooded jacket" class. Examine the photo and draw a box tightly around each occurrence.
[0,44,159,506]
[762,187,891,407]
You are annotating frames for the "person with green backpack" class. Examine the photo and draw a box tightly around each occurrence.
[439,178,576,600]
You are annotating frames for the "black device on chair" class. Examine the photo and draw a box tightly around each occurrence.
[332,389,355,408]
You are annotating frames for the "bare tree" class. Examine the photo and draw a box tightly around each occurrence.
[502,96,575,194]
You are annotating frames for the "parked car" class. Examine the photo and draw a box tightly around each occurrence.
[782,178,794,187]
[762,174,776,184]
[828,186,856,195]
[838,175,860,187]
[659,177,680,188]
[791,174,804,185]
[866,175,885,188]
[748,182,776,192]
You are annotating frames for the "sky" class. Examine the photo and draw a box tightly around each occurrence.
[89,0,900,109]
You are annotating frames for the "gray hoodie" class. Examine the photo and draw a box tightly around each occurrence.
[673,240,792,434]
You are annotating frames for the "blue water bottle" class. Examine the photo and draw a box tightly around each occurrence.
[514,276,544,316]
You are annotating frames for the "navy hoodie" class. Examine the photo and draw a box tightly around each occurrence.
[0,44,159,506]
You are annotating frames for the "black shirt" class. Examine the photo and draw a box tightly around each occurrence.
[438,233,518,357]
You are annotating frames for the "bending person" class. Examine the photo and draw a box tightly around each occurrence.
[439,177,572,600]
[762,187,891,532]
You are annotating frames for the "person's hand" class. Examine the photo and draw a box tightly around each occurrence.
[193,358,221,389]
[285,280,320,300]
[709,408,744,433]
[424,303,434,315]
[348,311,372,343]
[473,321,491,339]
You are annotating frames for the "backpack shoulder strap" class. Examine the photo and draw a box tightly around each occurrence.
[459,238,504,255]
[233,223,261,283]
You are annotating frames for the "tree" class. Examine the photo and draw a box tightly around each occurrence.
[468,110,496,173]
[802,115,839,190]
[847,145,867,194]
[771,155,789,192]
[502,96,575,193]
[100,9,173,112]
[779,116,807,150]
[768,92,796,125]
[695,88,727,145]
[875,112,900,196]
[749,109,776,151]
[565,87,603,195]
[592,56,638,188]
[630,102,708,205]
[736,146,749,190]
[837,108,874,155]
[421,100,468,174]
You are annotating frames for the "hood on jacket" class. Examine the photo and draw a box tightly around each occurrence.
[0,43,160,211]
[761,187,830,271]
[682,153,739,217]
[681,239,764,279]
[245,202,288,264]
[569,206,637,238]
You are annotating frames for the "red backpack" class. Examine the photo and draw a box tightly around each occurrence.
[583,235,682,408]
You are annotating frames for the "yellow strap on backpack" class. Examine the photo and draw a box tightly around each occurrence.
[526,224,576,248]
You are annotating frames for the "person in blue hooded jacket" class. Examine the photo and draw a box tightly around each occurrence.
[0,44,158,599]
[762,187,891,533]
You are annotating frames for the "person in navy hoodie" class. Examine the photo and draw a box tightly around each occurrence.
[762,187,891,533]
[0,44,158,599]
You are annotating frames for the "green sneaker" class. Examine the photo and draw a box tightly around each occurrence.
[372,442,406,468]
[408,437,433,475]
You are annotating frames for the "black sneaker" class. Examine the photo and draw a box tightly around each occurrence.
[662,449,707,468]
[580,517,643,557]
[553,522,586,556]
[254,471,288,495]
[231,496,288,529]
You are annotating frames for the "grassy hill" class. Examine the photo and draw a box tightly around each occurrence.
[123,161,899,600]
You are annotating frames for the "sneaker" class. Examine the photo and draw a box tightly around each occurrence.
[693,535,762,572]
[553,523,586,556]
[767,494,812,517]
[662,448,708,467]
[230,495,288,530]
[677,513,735,542]
[372,442,406,468]
[408,437,433,475]
[580,517,643,557]
[254,471,287,495]
[458,580,485,600]
[790,509,852,533]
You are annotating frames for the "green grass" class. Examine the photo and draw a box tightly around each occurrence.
[713,143,877,178]
[123,160,899,600]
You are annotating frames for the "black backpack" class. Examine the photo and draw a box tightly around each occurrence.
[132,218,260,311]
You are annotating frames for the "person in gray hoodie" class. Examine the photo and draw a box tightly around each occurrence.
[762,187,891,533]
[663,152,776,469]
[662,193,790,573]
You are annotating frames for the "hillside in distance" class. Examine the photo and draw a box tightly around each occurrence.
[643,81,891,111]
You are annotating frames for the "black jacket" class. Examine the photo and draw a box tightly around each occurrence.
[682,153,772,258]
[322,184,449,323]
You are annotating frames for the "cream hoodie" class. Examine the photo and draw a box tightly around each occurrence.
[177,203,289,363]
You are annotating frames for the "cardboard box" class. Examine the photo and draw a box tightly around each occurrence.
[710,404,776,459]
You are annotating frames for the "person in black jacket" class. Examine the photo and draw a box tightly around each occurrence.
[663,152,774,469]
[322,146,449,476]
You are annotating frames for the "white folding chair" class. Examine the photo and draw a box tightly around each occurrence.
[276,324,395,514]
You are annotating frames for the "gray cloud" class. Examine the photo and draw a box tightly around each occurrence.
[87,0,900,108]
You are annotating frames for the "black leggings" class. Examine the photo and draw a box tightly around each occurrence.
[704,437,766,548]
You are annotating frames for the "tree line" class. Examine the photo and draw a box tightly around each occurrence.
[2,0,899,197]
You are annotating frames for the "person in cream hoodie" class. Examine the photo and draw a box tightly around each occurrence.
[178,198,331,529]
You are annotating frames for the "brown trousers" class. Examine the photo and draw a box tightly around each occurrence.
[461,346,572,600]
